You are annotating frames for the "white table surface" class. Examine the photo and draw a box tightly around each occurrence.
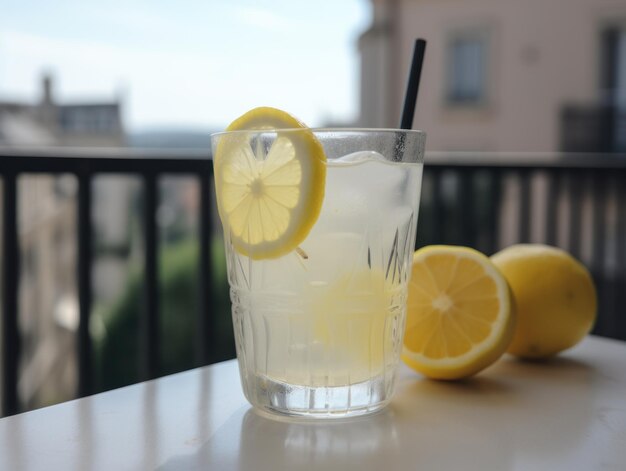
[1,336,625,470]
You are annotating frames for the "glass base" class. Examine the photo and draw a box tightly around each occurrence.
[243,372,395,419]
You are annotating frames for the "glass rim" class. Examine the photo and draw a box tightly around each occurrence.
[210,127,426,138]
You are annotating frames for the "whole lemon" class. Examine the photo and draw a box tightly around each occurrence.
[491,244,596,359]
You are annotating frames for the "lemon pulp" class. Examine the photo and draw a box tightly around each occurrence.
[214,107,326,260]
[403,245,515,380]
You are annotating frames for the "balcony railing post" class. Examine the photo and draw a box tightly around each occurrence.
[545,170,561,246]
[616,178,626,340]
[76,167,94,397]
[141,172,160,380]
[2,172,20,416]
[196,164,215,366]
[518,171,531,243]
[485,170,502,255]
[431,169,443,245]
[568,173,583,259]
[457,171,474,246]
[591,172,608,336]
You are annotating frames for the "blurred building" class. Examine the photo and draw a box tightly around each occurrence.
[0,74,130,408]
[0,74,124,147]
[359,0,626,152]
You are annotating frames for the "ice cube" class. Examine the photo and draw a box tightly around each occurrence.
[346,152,406,197]
[334,150,387,165]
[301,231,368,283]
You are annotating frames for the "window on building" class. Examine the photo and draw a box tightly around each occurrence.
[446,33,488,105]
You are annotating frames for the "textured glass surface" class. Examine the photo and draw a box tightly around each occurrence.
[214,130,425,418]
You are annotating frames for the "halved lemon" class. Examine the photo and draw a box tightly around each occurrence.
[402,246,515,380]
[213,107,326,259]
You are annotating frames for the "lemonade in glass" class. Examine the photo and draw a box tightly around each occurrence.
[211,108,425,418]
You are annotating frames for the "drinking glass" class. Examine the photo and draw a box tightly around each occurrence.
[211,129,425,418]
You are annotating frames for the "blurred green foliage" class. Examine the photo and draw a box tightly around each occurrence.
[95,238,233,392]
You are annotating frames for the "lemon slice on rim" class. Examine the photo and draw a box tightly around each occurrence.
[213,107,326,260]
[402,245,516,380]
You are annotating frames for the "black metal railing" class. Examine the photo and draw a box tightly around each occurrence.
[1,149,626,417]
[0,148,215,416]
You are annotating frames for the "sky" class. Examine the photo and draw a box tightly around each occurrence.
[0,0,370,131]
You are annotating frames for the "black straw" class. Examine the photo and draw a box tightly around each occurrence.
[400,38,427,130]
